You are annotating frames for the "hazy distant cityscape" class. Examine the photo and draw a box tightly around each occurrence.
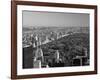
[22,26,89,47]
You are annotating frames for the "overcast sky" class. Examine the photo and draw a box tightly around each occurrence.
[23,11,89,27]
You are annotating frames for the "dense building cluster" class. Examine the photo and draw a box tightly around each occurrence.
[23,27,89,68]
[22,30,68,48]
